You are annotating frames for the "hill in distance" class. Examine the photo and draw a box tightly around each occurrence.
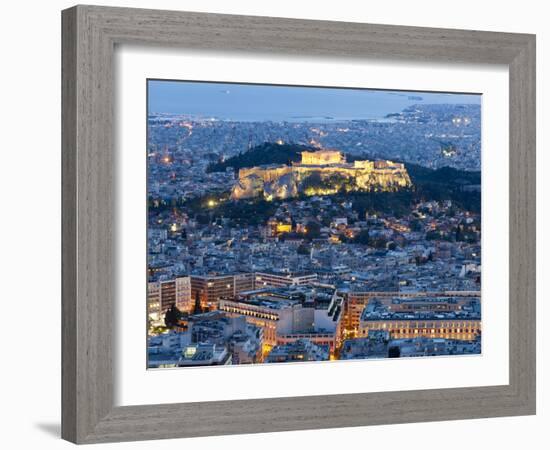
[175,143,481,222]
[207,142,480,187]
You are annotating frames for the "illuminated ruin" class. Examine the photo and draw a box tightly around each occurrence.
[231,149,412,200]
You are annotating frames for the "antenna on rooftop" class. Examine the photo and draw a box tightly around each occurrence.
[247,131,253,151]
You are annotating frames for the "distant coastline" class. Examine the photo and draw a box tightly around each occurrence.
[148,80,481,122]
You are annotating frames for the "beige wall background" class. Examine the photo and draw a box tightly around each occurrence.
[0,0,546,448]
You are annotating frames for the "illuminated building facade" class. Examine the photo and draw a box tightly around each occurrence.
[343,291,372,334]
[358,297,481,341]
[300,149,345,165]
[190,273,255,311]
[266,218,292,237]
[254,271,318,288]
[218,298,305,346]
[343,291,481,336]
[147,276,192,317]
[219,287,343,356]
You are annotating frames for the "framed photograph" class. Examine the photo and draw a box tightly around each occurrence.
[62,5,536,444]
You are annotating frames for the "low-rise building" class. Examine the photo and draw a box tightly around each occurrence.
[147,331,192,368]
[390,336,481,357]
[340,330,390,359]
[254,271,318,288]
[188,312,262,364]
[178,343,232,367]
[358,297,481,341]
[265,339,330,363]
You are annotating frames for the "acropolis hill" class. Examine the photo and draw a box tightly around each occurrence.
[231,149,412,201]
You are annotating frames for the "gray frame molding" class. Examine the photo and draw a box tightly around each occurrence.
[62,5,536,444]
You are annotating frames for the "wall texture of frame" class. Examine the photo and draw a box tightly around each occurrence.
[62,5,536,444]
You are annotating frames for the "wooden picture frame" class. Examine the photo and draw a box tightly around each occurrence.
[62,5,536,444]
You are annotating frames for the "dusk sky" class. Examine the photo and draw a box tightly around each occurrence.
[148,79,481,122]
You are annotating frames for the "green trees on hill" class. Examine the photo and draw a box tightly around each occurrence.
[304,221,321,239]
[206,142,313,173]
[164,304,183,329]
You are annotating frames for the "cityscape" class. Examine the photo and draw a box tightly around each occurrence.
[147,80,482,368]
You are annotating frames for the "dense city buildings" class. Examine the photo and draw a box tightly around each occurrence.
[146,81,482,368]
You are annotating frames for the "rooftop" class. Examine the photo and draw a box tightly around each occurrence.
[361,297,481,322]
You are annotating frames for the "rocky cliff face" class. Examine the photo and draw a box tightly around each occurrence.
[355,170,412,191]
[263,172,300,200]
[231,174,265,199]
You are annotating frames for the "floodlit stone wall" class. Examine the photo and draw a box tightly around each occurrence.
[231,149,412,200]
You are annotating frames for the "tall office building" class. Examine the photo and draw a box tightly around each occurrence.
[147,276,192,317]
[190,273,255,311]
